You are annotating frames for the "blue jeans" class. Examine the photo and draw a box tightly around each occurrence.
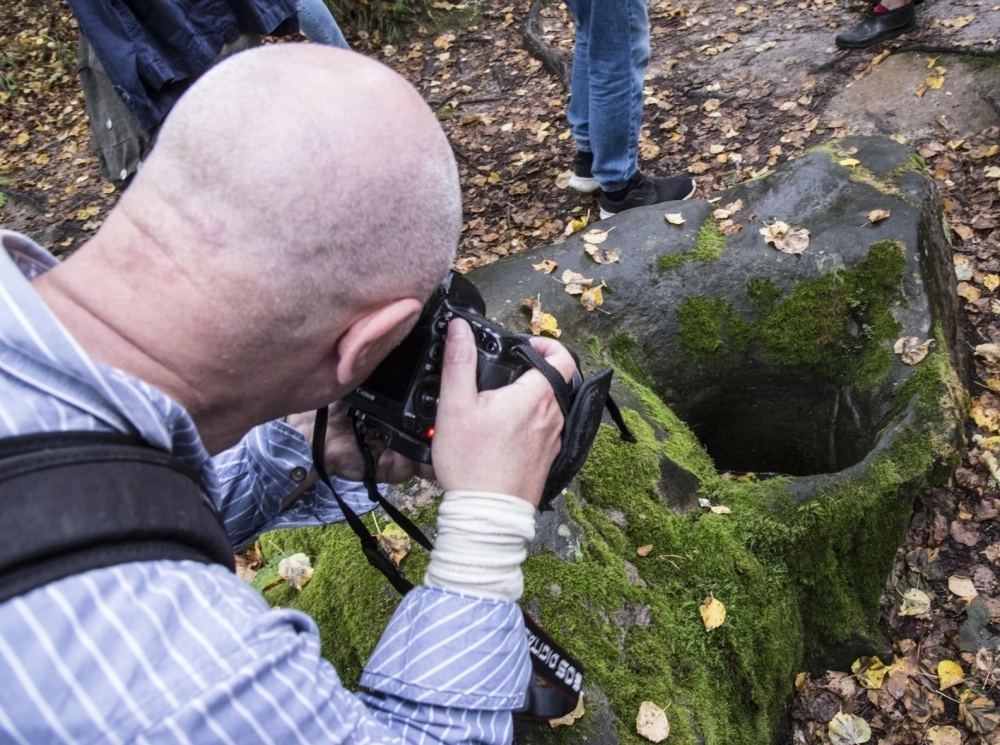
[564,0,650,192]
[296,0,350,48]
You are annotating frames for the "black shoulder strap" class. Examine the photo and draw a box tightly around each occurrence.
[0,431,234,605]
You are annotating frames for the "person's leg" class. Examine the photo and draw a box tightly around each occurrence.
[296,0,350,49]
[564,0,592,155]
[835,0,916,48]
[584,0,649,192]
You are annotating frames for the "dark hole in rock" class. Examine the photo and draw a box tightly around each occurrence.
[673,371,890,477]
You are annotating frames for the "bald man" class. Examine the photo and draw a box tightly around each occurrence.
[0,44,575,743]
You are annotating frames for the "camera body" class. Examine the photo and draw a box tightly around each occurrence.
[343,271,534,464]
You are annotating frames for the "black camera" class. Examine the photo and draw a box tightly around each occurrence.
[343,271,540,464]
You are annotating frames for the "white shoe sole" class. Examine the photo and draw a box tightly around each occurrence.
[599,180,697,220]
[568,174,600,193]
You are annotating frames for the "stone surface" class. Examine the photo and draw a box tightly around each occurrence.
[823,54,1000,140]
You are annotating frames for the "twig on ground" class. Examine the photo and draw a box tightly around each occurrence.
[521,0,571,91]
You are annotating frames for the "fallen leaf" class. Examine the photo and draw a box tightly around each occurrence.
[950,575,979,599]
[976,344,1000,365]
[954,224,975,241]
[580,281,606,311]
[636,544,653,557]
[761,222,810,254]
[898,588,931,616]
[938,659,965,690]
[868,209,891,223]
[851,657,891,690]
[561,269,594,295]
[754,41,777,52]
[377,523,411,566]
[926,73,946,90]
[927,725,964,745]
[986,166,1000,179]
[586,244,620,264]
[277,553,314,591]
[893,336,933,365]
[665,213,686,225]
[533,259,558,274]
[710,505,732,515]
[985,274,1000,291]
[827,711,871,745]
[549,692,585,728]
[959,282,983,302]
[700,595,726,632]
[982,543,1000,563]
[719,219,742,235]
[959,686,1000,733]
[583,228,610,244]
[839,158,861,167]
[565,213,590,236]
[522,296,562,338]
[636,701,670,743]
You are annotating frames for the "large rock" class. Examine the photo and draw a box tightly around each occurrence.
[262,138,967,745]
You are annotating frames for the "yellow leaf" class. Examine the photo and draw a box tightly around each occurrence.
[521,296,562,338]
[665,213,685,225]
[433,33,455,49]
[985,274,1000,291]
[839,158,861,167]
[937,659,965,690]
[377,523,411,566]
[15,132,29,145]
[564,212,589,236]
[700,595,726,632]
[703,98,720,113]
[851,656,891,690]
[890,134,908,144]
[488,171,501,184]
[868,209,890,223]
[925,74,946,90]
[899,587,931,616]
[988,144,1000,157]
[532,259,558,274]
[580,281,606,312]
[927,725,964,745]
[985,166,1000,179]
[635,701,670,743]
[636,544,653,557]
[710,505,732,515]
[958,282,982,302]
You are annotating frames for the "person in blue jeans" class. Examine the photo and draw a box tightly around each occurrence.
[297,0,350,48]
[565,0,695,218]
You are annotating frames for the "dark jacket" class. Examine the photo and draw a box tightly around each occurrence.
[67,0,299,131]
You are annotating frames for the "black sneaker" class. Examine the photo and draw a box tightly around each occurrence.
[568,151,600,193]
[835,2,915,48]
[599,172,697,219]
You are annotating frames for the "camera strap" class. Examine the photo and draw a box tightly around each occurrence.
[309,405,584,721]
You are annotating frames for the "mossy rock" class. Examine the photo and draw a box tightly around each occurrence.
[259,137,967,745]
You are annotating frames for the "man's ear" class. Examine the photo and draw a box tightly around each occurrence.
[335,298,424,387]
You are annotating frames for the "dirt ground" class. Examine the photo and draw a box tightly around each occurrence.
[5,0,1000,741]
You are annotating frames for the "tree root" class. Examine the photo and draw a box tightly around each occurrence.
[522,0,571,91]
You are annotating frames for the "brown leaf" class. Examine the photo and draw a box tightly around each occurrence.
[951,520,981,547]
[636,544,653,557]
[586,244,620,264]
[532,259,558,274]
[521,296,562,338]
[561,269,594,295]
[719,219,742,235]
[893,336,933,365]
[959,282,983,302]
[868,208,891,223]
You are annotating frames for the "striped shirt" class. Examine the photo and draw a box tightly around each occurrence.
[0,229,531,744]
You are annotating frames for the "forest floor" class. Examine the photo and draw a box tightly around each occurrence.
[6,0,1000,741]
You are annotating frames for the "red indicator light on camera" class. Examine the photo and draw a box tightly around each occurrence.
[425,426,435,439]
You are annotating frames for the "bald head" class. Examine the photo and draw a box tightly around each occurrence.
[33,44,463,450]
[123,44,460,324]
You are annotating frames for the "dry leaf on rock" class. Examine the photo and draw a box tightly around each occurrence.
[549,692,585,728]
[868,209,891,223]
[760,221,810,254]
[665,212,685,225]
[700,595,726,632]
[949,574,978,599]
[893,336,933,365]
[277,553,314,591]
[839,158,861,167]
[586,244,620,264]
[636,701,670,743]
[532,259,558,274]
[583,228,610,244]
[938,659,965,690]
[636,544,653,557]
[899,588,931,616]
[564,213,590,236]
[561,269,594,295]
[851,657,890,690]
[580,281,606,312]
[522,297,562,338]
[719,219,742,235]
[827,711,871,745]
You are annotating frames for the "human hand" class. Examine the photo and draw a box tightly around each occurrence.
[431,319,576,507]
[285,402,433,483]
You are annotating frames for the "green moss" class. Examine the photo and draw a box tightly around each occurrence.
[609,332,653,386]
[256,292,963,745]
[657,221,726,272]
[676,240,906,387]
